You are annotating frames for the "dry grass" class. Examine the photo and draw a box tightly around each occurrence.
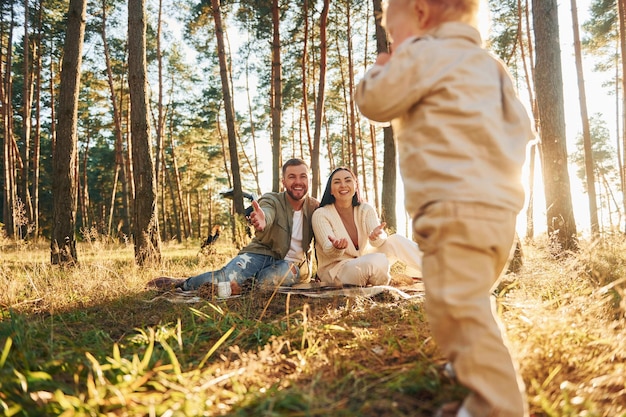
[499,237,626,416]
[1,233,625,416]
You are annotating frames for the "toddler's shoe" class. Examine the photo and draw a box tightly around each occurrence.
[434,402,471,417]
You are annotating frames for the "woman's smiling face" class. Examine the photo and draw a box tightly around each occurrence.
[331,169,356,204]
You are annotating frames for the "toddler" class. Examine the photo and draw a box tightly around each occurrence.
[355,1,534,416]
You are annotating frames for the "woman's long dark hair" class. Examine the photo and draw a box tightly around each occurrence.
[319,167,362,207]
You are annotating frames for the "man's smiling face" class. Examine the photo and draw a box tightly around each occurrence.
[282,164,309,203]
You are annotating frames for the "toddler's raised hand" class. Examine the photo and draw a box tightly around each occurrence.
[375,52,391,66]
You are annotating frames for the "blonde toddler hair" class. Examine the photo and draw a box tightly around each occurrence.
[385,0,481,29]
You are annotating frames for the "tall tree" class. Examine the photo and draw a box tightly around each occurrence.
[522,0,538,240]
[154,0,167,240]
[489,0,538,238]
[532,0,578,251]
[50,0,86,264]
[311,0,329,198]
[270,0,282,191]
[572,115,622,228]
[128,0,161,265]
[1,2,21,239]
[344,2,358,177]
[211,0,244,217]
[21,0,34,233]
[300,0,312,165]
[571,0,600,236]
[372,0,397,231]
[590,0,626,233]
[32,0,43,239]
[98,0,131,238]
[617,0,626,232]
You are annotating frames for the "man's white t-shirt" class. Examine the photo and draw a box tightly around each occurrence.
[284,210,304,264]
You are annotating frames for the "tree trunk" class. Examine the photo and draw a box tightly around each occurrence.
[165,164,181,242]
[311,0,329,198]
[614,50,624,231]
[32,0,44,239]
[79,129,90,229]
[344,3,359,180]
[532,0,578,252]
[244,31,261,196]
[128,0,161,265]
[225,29,258,196]
[373,0,397,230]
[519,0,536,240]
[51,0,86,265]
[155,0,167,240]
[369,124,380,214]
[170,138,189,239]
[617,0,626,233]
[363,1,380,214]
[21,0,34,234]
[570,0,599,236]
[211,0,244,218]
[526,143,536,239]
[2,4,18,239]
[101,0,130,238]
[301,0,313,162]
[270,0,282,192]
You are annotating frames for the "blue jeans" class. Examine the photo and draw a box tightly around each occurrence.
[182,252,300,290]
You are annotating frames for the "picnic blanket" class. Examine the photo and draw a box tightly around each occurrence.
[276,281,424,299]
[146,280,424,304]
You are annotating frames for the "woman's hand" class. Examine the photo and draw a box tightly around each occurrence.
[328,235,348,250]
[369,222,386,240]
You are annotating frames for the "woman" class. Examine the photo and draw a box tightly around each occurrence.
[312,167,422,287]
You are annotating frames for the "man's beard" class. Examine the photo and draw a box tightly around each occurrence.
[287,187,307,201]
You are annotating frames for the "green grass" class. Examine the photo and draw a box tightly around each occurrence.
[1,235,625,416]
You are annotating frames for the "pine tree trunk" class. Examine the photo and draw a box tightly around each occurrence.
[155,0,167,240]
[211,0,244,217]
[79,132,90,229]
[32,0,43,239]
[22,0,34,232]
[101,0,130,238]
[532,0,578,252]
[617,0,626,233]
[363,1,380,215]
[2,4,18,239]
[570,0,599,236]
[51,0,86,264]
[519,0,536,240]
[311,0,329,198]
[165,165,181,242]
[270,0,282,192]
[301,0,313,163]
[372,0,397,231]
[244,33,261,196]
[170,141,189,239]
[128,0,161,265]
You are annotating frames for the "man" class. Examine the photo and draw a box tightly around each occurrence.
[147,158,319,295]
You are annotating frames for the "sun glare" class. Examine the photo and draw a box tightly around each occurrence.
[478,0,492,40]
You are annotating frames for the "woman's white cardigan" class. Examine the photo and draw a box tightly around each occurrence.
[312,202,386,283]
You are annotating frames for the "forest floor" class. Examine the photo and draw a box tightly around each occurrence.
[1,232,625,416]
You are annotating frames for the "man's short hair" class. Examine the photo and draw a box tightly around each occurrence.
[282,158,309,176]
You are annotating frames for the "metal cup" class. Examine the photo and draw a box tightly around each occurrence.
[217,281,232,298]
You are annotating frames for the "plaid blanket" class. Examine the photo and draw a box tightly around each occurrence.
[145,281,424,304]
